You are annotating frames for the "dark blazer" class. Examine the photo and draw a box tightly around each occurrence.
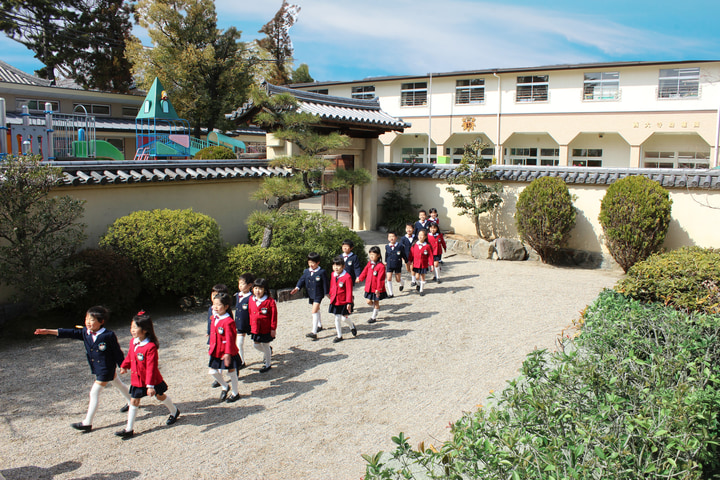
[399,234,416,262]
[342,252,363,281]
[385,242,407,270]
[57,327,124,379]
[296,267,330,303]
[234,292,252,333]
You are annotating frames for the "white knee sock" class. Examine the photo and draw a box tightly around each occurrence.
[210,371,228,390]
[371,308,379,319]
[255,343,272,367]
[83,382,103,425]
[161,395,177,415]
[334,314,343,338]
[386,281,394,296]
[110,376,132,403]
[343,316,355,329]
[229,371,239,396]
[125,405,138,431]
[236,335,245,364]
[435,269,440,280]
[311,313,320,333]
[420,281,426,292]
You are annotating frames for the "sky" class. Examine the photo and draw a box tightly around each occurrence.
[2,0,719,83]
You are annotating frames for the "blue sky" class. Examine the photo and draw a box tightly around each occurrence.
[2,0,718,83]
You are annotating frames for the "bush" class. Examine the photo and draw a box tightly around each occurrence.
[99,209,224,296]
[247,210,367,269]
[65,248,141,316]
[380,180,419,235]
[515,176,576,263]
[225,244,305,289]
[599,175,672,272]
[364,291,720,479]
[617,246,720,314]
[194,145,235,160]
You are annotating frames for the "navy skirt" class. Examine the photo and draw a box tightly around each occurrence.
[96,371,117,382]
[208,354,244,371]
[433,254,442,262]
[413,268,429,275]
[251,333,275,344]
[329,303,351,315]
[386,264,402,274]
[364,291,388,301]
[129,381,168,398]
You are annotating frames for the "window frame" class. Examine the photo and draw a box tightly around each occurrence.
[515,75,549,103]
[400,82,428,107]
[455,79,485,105]
[583,72,620,101]
[16,98,60,113]
[657,67,700,99]
[73,103,112,116]
[351,85,375,100]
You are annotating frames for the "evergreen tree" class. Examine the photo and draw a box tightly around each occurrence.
[257,0,300,85]
[291,63,313,84]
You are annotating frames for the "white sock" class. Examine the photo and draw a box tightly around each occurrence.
[435,269,440,280]
[400,279,405,289]
[229,371,239,396]
[161,395,177,415]
[386,281,394,296]
[371,308,379,319]
[344,316,355,329]
[410,276,416,285]
[126,405,138,432]
[83,382,103,425]
[254,343,272,367]
[420,281,426,292]
[311,312,320,333]
[334,314,343,338]
[210,371,228,390]
[236,335,245,364]
[109,376,132,403]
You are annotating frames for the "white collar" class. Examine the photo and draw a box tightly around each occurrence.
[239,291,252,299]
[417,242,426,246]
[88,327,105,336]
[215,312,230,320]
[334,271,347,278]
[254,294,268,302]
[133,337,149,346]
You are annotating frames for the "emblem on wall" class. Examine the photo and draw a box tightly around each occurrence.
[462,117,476,132]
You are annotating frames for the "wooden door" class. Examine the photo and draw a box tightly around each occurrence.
[322,155,353,227]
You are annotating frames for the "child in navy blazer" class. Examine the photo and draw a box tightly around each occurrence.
[340,239,363,282]
[234,273,255,368]
[399,223,416,289]
[35,305,132,432]
[413,209,430,237]
[384,231,407,297]
[328,255,356,342]
[291,252,329,340]
[357,246,388,323]
[116,311,180,438]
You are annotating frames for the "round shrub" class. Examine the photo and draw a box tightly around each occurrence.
[65,248,141,316]
[225,244,305,289]
[515,176,576,264]
[616,246,720,315]
[599,175,672,273]
[194,145,235,160]
[99,208,223,296]
[247,210,367,267]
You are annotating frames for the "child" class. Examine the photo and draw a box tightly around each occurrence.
[413,209,430,237]
[34,306,132,432]
[208,292,242,403]
[385,231,407,297]
[399,223,416,289]
[427,222,447,283]
[234,273,256,368]
[207,284,229,388]
[328,255,356,342]
[249,278,277,372]
[409,229,433,296]
[428,208,440,229]
[116,311,180,438]
[357,246,387,324]
[291,252,329,340]
[340,239,363,282]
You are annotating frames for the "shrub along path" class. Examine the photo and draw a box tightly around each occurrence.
[0,232,621,480]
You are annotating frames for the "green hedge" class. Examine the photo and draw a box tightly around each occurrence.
[225,244,305,290]
[99,208,223,296]
[617,246,720,315]
[193,145,235,160]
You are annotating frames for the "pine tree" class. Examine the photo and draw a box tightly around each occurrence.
[256,0,300,85]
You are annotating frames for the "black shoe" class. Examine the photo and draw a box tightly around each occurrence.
[333,336,343,343]
[368,318,376,324]
[219,389,229,401]
[387,294,394,298]
[399,285,404,291]
[420,291,425,296]
[351,327,357,337]
[306,332,317,339]
[416,284,420,291]
[211,380,221,388]
[237,362,246,370]
[259,365,272,373]
[114,429,134,438]
[166,408,180,425]
[70,422,92,433]
[226,393,241,403]
[317,326,323,332]
[437,279,442,284]
[120,404,130,413]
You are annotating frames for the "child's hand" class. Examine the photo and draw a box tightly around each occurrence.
[290,287,299,295]
[347,305,352,314]
[34,329,48,335]
[270,329,276,339]
[119,368,128,374]
[147,387,156,397]
[223,354,231,367]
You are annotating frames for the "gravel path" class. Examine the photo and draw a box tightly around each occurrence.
[0,232,621,480]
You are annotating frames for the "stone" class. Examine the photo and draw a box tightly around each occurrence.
[489,238,529,261]
[276,288,304,303]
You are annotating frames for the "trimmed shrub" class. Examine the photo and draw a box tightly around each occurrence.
[617,246,720,315]
[515,176,576,263]
[599,175,672,272]
[99,209,223,296]
[380,181,420,235]
[65,248,141,316]
[247,210,367,268]
[194,145,235,160]
[225,244,305,289]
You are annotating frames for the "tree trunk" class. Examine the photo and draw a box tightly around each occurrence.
[260,225,273,248]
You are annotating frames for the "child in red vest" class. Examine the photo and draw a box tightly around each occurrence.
[427,222,447,283]
[208,292,242,402]
[249,278,278,372]
[357,246,387,323]
[409,229,433,296]
[328,255,356,342]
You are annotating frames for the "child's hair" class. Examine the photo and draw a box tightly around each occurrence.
[417,229,427,237]
[342,239,354,248]
[429,208,438,215]
[213,292,234,319]
[133,311,159,347]
[332,255,346,266]
[419,209,427,215]
[238,273,255,285]
[368,246,382,261]
[429,222,439,231]
[87,305,109,323]
[253,277,270,291]
[307,252,321,263]
[405,222,414,229]
[388,231,397,237]
[212,284,228,294]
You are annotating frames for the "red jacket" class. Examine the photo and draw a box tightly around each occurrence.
[121,339,164,388]
[249,296,278,334]
[329,271,353,306]
[357,261,387,294]
[208,313,239,357]
[428,232,446,256]
[409,242,432,269]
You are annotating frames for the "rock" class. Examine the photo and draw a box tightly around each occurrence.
[489,238,529,261]
[469,239,492,260]
[276,288,304,303]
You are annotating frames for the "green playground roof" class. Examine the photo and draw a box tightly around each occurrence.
[136,78,180,120]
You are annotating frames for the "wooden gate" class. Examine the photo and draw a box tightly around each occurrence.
[322,155,353,227]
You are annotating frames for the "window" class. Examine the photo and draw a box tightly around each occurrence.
[644,150,709,169]
[445,146,494,163]
[505,147,558,165]
[122,106,139,117]
[571,149,603,167]
[583,72,619,100]
[16,98,60,113]
[516,75,548,102]
[658,68,700,99]
[400,82,427,107]
[351,85,375,99]
[401,147,436,163]
[307,89,328,95]
[455,79,484,104]
[74,103,111,116]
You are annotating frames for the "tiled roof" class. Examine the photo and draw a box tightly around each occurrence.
[50,159,290,186]
[228,82,409,132]
[377,164,720,189]
[0,60,52,86]
[6,112,176,133]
